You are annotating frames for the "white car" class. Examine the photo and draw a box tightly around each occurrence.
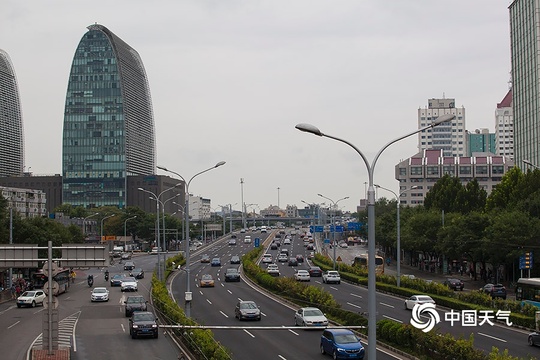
[91,287,110,302]
[322,270,341,284]
[283,238,291,245]
[294,270,311,282]
[294,307,328,327]
[278,253,288,262]
[243,236,252,244]
[121,277,138,292]
[17,290,46,308]
[404,295,436,310]
[262,254,273,263]
[267,264,280,277]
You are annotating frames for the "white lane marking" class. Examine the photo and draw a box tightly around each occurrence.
[278,355,287,360]
[383,315,403,323]
[350,293,362,299]
[261,312,267,317]
[199,291,204,295]
[206,299,212,305]
[243,329,255,338]
[380,302,394,308]
[284,326,299,336]
[220,311,229,318]
[8,321,20,329]
[478,332,507,342]
[121,323,126,332]
[329,286,339,291]
[346,302,362,309]
[227,289,232,294]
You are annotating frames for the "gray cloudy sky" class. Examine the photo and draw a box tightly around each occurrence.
[1,0,512,213]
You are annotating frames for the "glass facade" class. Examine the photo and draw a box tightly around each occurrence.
[62,24,155,208]
[510,0,540,168]
[0,49,24,177]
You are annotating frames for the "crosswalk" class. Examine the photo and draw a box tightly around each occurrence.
[31,311,81,350]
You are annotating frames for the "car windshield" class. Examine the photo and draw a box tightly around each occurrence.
[305,309,323,317]
[123,277,136,282]
[227,269,237,273]
[334,334,359,344]
[417,296,432,301]
[240,302,257,309]
[133,268,142,273]
[202,274,212,280]
[298,271,309,275]
[94,288,107,293]
[21,291,35,297]
[133,313,154,322]
[127,296,144,303]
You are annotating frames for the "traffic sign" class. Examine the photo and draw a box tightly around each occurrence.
[42,261,59,278]
[324,239,330,244]
[336,256,342,262]
[43,295,58,309]
[43,281,59,296]
[254,238,260,248]
[347,222,362,231]
[520,252,533,270]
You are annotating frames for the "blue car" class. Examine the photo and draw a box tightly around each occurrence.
[211,257,221,267]
[320,329,365,359]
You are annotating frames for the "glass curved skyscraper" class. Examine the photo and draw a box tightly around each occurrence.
[0,49,24,177]
[62,24,156,208]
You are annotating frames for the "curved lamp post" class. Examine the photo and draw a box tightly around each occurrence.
[295,113,454,359]
[375,184,418,287]
[83,212,99,237]
[317,194,349,270]
[101,214,115,243]
[157,161,226,318]
[523,159,540,170]
[123,215,137,250]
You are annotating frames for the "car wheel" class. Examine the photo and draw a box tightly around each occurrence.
[154,332,159,339]
[31,301,36,308]
[529,336,534,346]
[338,281,341,284]
[333,350,338,360]
[131,333,137,339]
[320,344,326,354]
[404,302,408,309]
[17,304,21,308]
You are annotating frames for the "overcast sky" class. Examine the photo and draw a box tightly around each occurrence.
[1,1,513,213]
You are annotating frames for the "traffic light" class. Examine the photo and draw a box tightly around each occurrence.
[525,252,532,269]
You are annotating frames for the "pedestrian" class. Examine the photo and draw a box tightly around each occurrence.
[10,284,16,299]
[70,270,76,283]
[15,284,21,297]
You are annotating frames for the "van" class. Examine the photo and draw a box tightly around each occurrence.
[280,248,289,257]
[244,236,252,244]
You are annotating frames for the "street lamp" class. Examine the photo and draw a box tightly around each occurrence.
[523,159,540,170]
[101,214,115,243]
[83,212,99,237]
[295,113,454,360]
[375,184,418,287]
[157,161,226,318]
[318,194,349,270]
[173,201,186,245]
[124,215,137,250]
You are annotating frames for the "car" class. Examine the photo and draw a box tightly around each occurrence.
[121,277,138,292]
[150,247,159,255]
[130,268,145,279]
[243,236,252,244]
[278,253,289,262]
[288,257,298,266]
[308,251,315,259]
[267,264,280,277]
[320,328,365,359]
[307,244,314,250]
[443,278,464,291]
[91,287,110,302]
[295,254,304,263]
[17,290,46,308]
[121,252,132,260]
[229,238,237,245]
[110,274,125,287]
[308,266,323,277]
[235,300,261,321]
[339,242,349,249]
[199,274,215,287]
[211,257,221,267]
[294,307,328,327]
[528,331,540,346]
[280,248,290,257]
[270,243,278,250]
[283,238,291,245]
[303,239,310,247]
[124,295,148,316]
[124,261,135,271]
[262,254,273,263]
[129,311,159,339]
[480,283,507,299]
[294,270,311,282]
[225,268,241,282]
[201,254,211,263]
[322,270,341,284]
[240,228,246,233]
[230,255,241,264]
[404,295,436,310]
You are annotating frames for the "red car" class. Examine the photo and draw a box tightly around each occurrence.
[308,266,322,277]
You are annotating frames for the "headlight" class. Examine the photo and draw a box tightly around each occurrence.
[336,348,346,352]
[132,325,139,328]
[151,324,157,328]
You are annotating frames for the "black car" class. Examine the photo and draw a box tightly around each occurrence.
[308,266,323,277]
[129,311,159,339]
[124,261,135,271]
[230,255,241,264]
[480,283,507,299]
[295,254,304,263]
[270,243,278,250]
[130,268,145,279]
[288,257,298,266]
[443,278,464,291]
[225,268,241,282]
[124,295,148,317]
[528,331,540,346]
[110,274,125,287]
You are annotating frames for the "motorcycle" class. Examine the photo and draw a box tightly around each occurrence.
[104,271,109,281]
[87,275,94,287]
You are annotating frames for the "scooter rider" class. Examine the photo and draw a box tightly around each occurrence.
[104,270,109,281]
[87,274,94,287]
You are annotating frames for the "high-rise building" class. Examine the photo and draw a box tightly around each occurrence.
[417,98,466,157]
[495,89,513,159]
[62,24,156,208]
[0,49,24,177]
[466,129,496,156]
[510,1,540,168]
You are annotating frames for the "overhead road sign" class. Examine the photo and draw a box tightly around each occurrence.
[0,244,38,267]
[61,244,109,267]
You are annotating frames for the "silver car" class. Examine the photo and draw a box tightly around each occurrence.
[121,277,138,292]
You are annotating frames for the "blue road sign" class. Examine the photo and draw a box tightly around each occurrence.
[254,238,260,248]
[330,225,344,233]
[315,225,324,233]
[347,222,362,231]
[324,239,330,244]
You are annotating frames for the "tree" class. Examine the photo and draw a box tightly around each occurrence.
[424,175,486,214]
[485,166,523,211]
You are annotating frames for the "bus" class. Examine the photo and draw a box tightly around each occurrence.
[31,268,71,295]
[516,278,540,309]
[352,254,385,275]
